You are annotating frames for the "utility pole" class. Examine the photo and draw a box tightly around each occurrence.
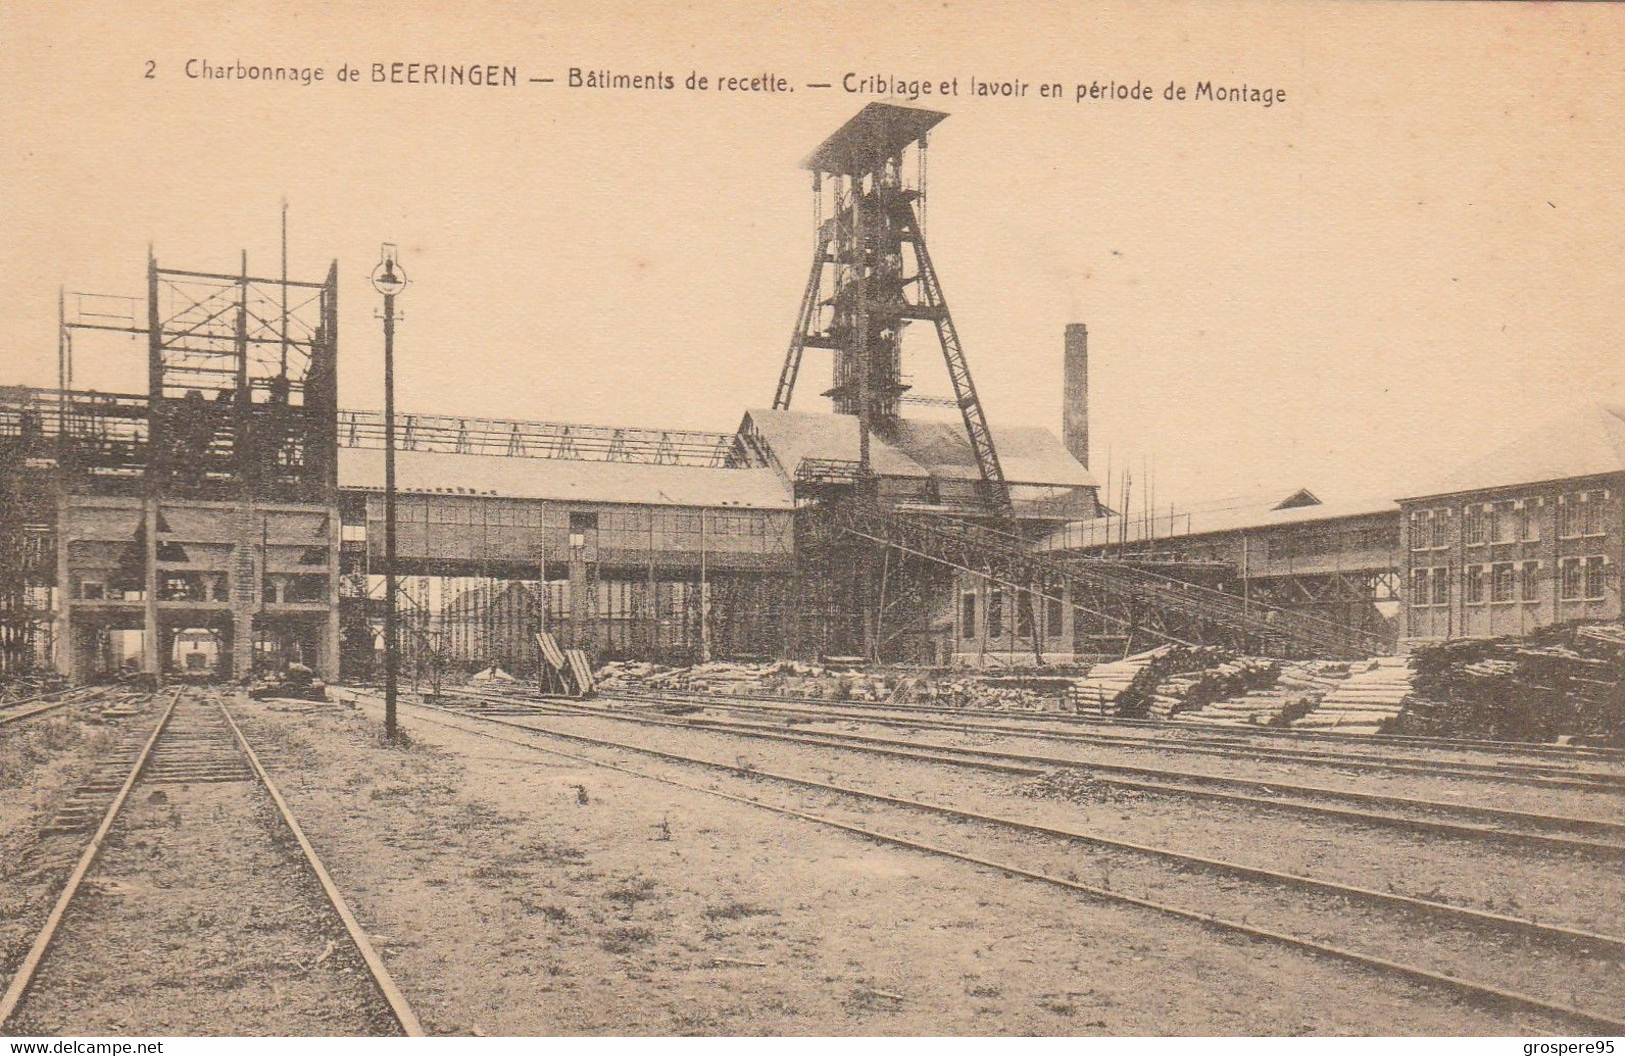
[371,245,407,741]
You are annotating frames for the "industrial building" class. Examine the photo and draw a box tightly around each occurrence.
[2,102,1610,686]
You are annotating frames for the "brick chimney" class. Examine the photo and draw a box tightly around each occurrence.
[1063,323,1088,468]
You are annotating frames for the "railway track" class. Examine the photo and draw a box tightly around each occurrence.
[356,687,1625,1034]
[605,683,1625,764]
[599,687,1625,791]
[0,687,423,1036]
[424,687,1625,858]
[0,686,118,728]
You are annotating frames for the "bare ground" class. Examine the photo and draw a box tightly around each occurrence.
[228,693,1588,1035]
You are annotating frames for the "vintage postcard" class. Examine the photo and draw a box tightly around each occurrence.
[1,0,1622,1044]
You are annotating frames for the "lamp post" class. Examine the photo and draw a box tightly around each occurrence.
[371,244,407,741]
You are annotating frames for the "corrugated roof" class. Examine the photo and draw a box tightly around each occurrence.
[743,410,930,478]
[888,419,1098,488]
[743,409,1097,488]
[338,447,794,509]
[803,103,948,175]
[1406,404,1625,499]
[1039,489,1397,552]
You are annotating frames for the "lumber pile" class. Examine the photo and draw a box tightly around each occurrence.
[1066,645,1238,718]
[1146,657,1279,720]
[1395,621,1625,743]
[1291,656,1414,734]
[1174,659,1346,727]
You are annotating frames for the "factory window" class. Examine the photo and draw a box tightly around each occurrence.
[961,593,976,640]
[1585,556,1607,600]
[988,590,1004,639]
[1490,562,1516,604]
[1015,594,1034,640]
[1432,509,1451,549]
[1559,557,1584,601]
[1491,502,1515,544]
[1465,564,1485,605]
[1408,511,1429,551]
[1431,566,1450,606]
[1517,500,1539,542]
[1463,505,1487,547]
[1556,492,1605,539]
[80,581,105,601]
[1046,597,1064,638]
[1521,561,1541,603]
[1409,568,1429,607]
[1583,490,1608,536]
[569,511,598,532]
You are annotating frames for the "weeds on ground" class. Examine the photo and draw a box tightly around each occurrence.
[599,925,656,954]
[0,719,107,789]
[604,876,660,910]
[702,898,777,921]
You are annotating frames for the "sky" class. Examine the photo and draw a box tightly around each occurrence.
[2,1,1622,514]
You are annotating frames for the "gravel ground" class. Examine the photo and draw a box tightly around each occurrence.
[235,693,1587,1034]
[5,696,401,1036]
[406,702,1625,1012]
[461,704,1625,934]
[680,707,1625,820]
[662,695,1625,776]
[0,710,145,992]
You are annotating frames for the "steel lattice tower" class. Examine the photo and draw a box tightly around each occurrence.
[773,103,1012,515]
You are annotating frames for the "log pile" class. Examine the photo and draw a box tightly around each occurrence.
[1066,645,1237,718]
[1395,621,1625,743]
[1146,657,1279,720]
[1174,660,1347,727]
[1291,656,1414,734]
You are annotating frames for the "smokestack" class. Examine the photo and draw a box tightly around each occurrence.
[1063,323,1088,468]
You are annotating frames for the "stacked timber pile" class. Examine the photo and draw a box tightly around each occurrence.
[1394,622,1625,743]
[1175,660,1347,728]
[1066,645,1235,719]
[1146,657,1279,720]
[1291,656,1414,734]
[593,659,897,702]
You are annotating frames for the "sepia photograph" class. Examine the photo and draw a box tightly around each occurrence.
[0,0,1622,1044]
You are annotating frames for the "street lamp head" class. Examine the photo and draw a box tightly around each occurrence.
[370,243,407,296]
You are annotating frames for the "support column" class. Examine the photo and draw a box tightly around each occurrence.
[142,498,159,678]
[319,506,341,679]
[55,491,73,682]
[568,550,588,652]
[231,503,257,680]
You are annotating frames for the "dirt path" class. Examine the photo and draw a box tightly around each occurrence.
[236,695,1578,1035]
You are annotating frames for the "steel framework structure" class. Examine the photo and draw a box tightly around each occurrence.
[337,409,755,468]
[773,103,1011,514]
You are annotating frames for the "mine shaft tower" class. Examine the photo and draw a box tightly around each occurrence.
[774,103,1012,515]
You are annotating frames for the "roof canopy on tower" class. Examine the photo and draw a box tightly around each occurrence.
[802,103,948,176]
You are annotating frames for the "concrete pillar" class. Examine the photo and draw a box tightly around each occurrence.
[232,504,257,679]
[142,498,160,678]
[1063,323,1089,469]
[320,505,341,680]
[568,550,588,652]
[55,491,73,682]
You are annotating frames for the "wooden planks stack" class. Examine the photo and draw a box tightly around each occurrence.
[1292,656,1414,734]
[1146,657,1279,720]
[1175,660,1347,727]
[1067,647,1174,717]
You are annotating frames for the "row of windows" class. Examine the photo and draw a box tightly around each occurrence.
[378,502,781,537]
[1269,524,1396,561]
[1410,490,1612,551]
[1556,490,1611,539]
[1411,556,1609,607]
[961,592,1066,642]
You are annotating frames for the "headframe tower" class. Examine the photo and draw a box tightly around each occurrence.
[773,103,1012,515]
